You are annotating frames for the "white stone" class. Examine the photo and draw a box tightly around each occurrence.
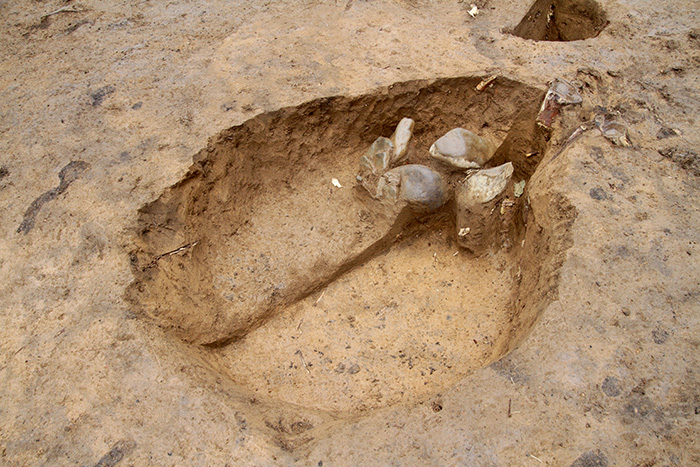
[462,162,514,204]
[429,128,497,169]
[390,117,415,164]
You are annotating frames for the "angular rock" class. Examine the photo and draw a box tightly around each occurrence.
[359,136,395,175]
[429,128,497,169]
[594,112,631,147]
[358,136,395,195]
[390,117,415,165]
[462,162,514,204]
[454,162,514,255]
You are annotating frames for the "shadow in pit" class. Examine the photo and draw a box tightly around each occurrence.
[512,0,608,41]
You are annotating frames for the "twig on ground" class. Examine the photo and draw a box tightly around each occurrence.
[314,290,326,306]
[295,350,311,374]
[147,241,199,268]
[42,5,85,18]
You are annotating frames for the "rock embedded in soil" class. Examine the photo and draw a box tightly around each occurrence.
[359,136,395,176]
[460,162,514,203]
[383,164,449,214]
[358,136,396,195]
[390,117,415,164]
[455,162,514,254]
[429,128,497,169]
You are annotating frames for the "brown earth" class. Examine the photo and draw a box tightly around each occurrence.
[1,0,699,465]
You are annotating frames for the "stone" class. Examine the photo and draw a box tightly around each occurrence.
[429,128,497,169]
[358,136,395,195]
[374,169,401,202]
[454,162,514,254]
[359,137,395,175]
[390,117,415,164]
[389,164,449,213]
[514,180,526,198]
[595,112,631,146]
[461,162,514,204]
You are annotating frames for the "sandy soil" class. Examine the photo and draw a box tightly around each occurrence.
[1,0,699,465]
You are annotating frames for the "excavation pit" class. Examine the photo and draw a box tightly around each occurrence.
[512,0,608,41]
[127,76,575,414]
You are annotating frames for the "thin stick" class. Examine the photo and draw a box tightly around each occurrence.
[42,5,84,18]
[529,454,544,463]
[295,350,311,374]
[155,241,199,260]
[314,290,326,306]
[507,398,512,418]
[147,241,199,268]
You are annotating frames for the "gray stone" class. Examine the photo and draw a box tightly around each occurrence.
[594,111,631,147]
[601,376,621,397]
[388,164,449,213]
[359,137,395,176]
[358,136,396,196]
[429,128,497,169]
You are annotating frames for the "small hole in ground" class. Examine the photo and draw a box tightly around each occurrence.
[512,0,608,41]
[126,76,575,415]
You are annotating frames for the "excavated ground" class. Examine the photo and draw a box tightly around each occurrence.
[127,77,569,414]
[1,0,699,465]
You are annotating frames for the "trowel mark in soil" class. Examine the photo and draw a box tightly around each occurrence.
[512,0,608,41]
[17,160,89,234]
[128,76,575,414]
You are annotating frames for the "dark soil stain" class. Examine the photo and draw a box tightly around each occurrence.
[589,187,609,201]
[624,395,655,420]
[601,376,621,397]
[652,328,669,344]
[17,161,90,235]
[656,127,679,139]
[92,440,135,467]
[570,449,608,467]
[65,19,90,35]
[0,166,8,180]
[91,86,116,107]
[658,148,700,177]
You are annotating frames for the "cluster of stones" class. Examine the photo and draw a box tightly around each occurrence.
[356,118,515,255]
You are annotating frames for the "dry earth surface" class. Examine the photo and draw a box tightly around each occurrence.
[1,0,699,466]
